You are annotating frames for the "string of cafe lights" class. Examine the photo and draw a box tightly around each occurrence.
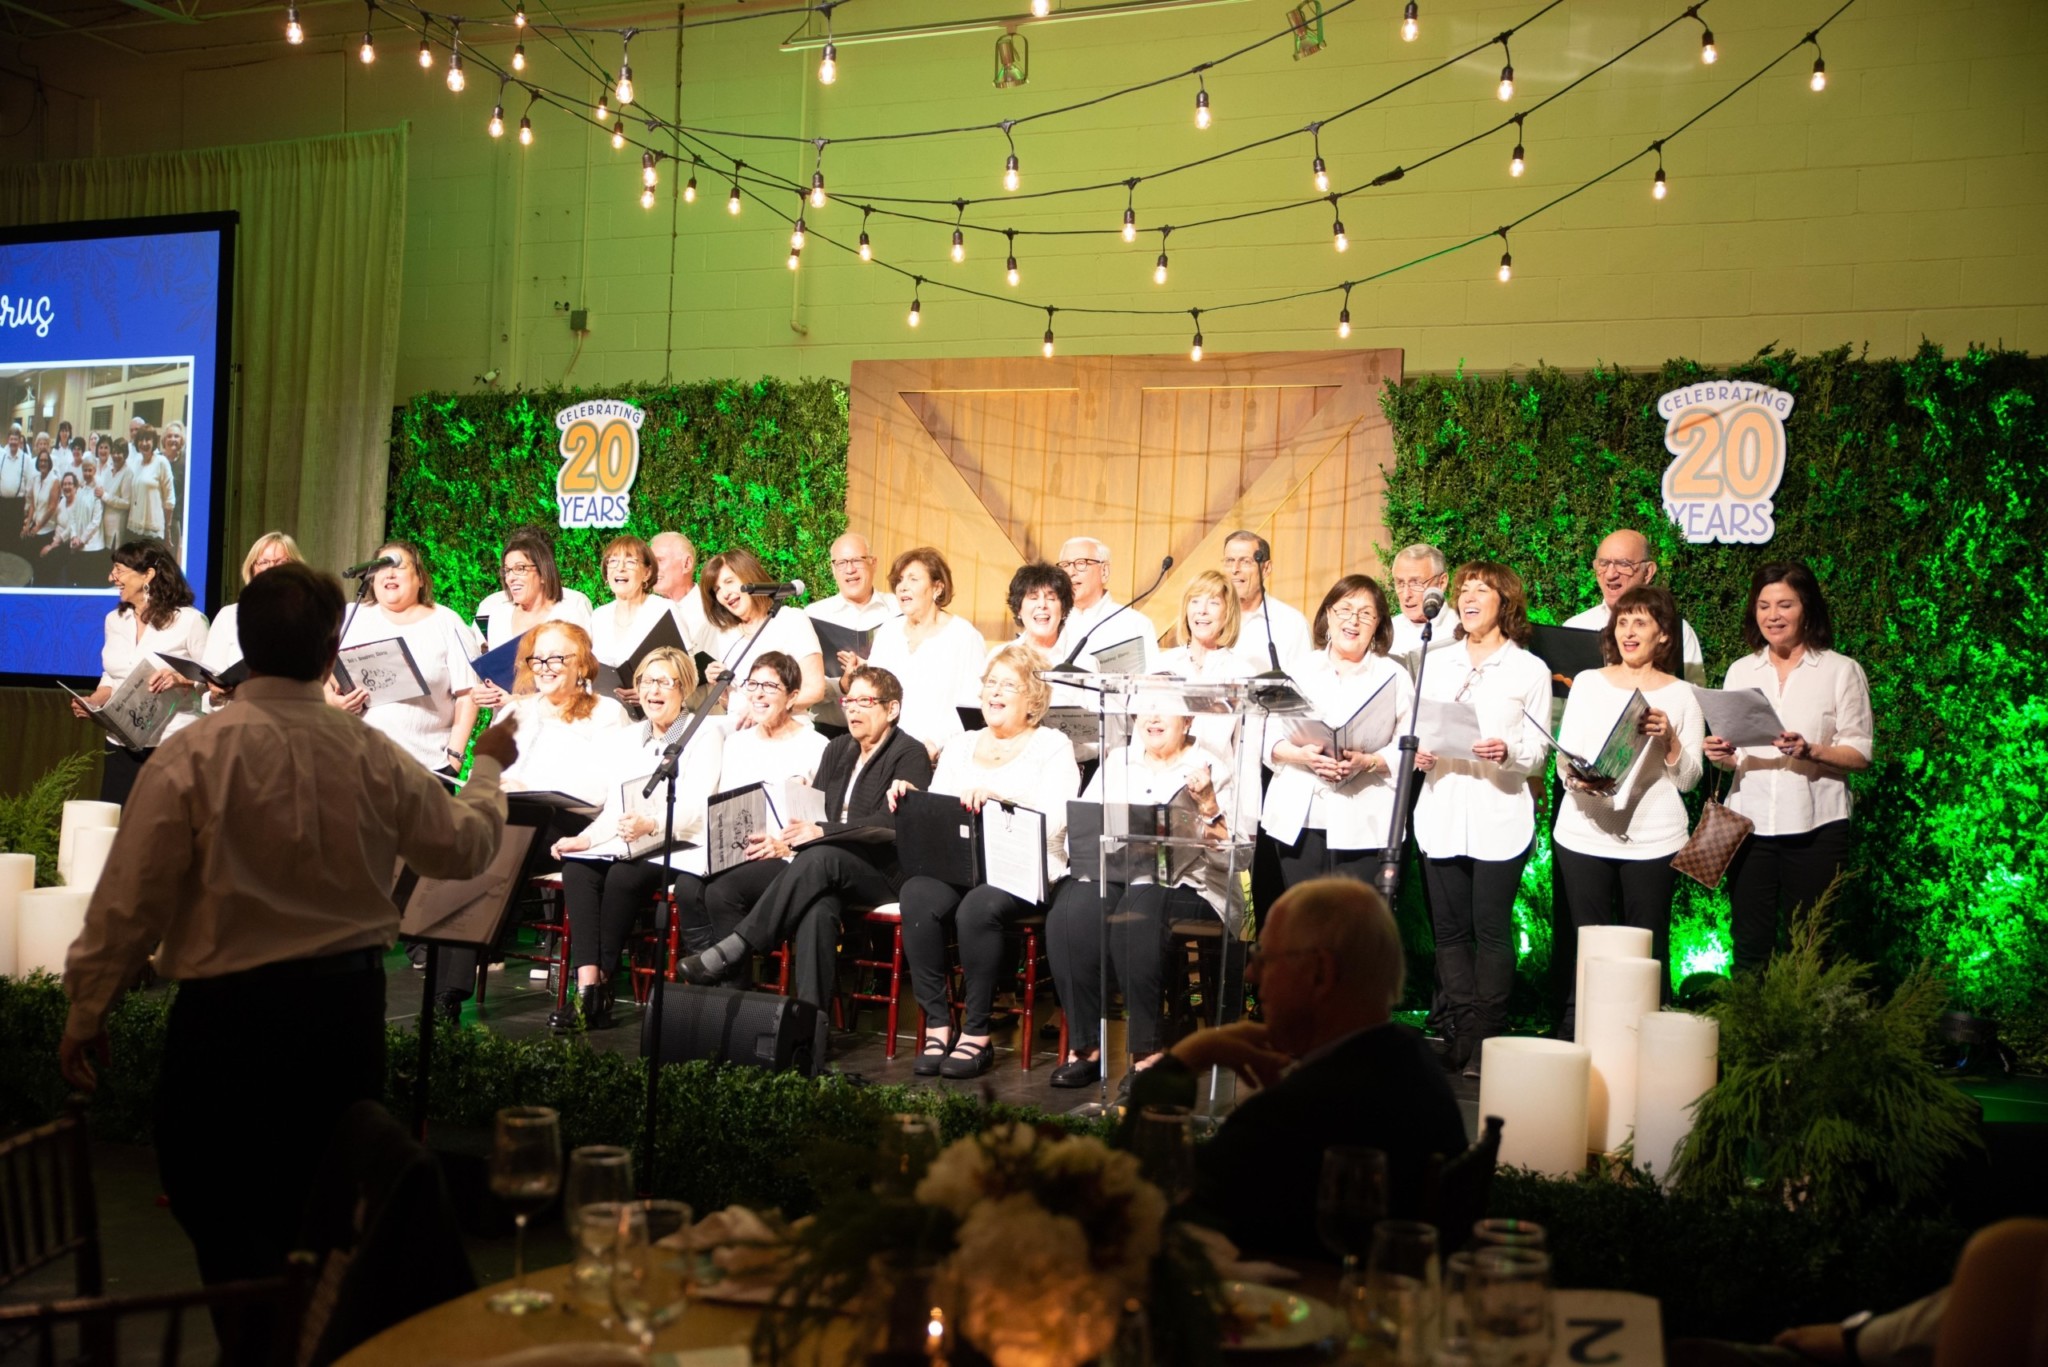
[293,0,1854,357]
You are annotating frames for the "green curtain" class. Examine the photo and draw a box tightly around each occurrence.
[0,126,409,797]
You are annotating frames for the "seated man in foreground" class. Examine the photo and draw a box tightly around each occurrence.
[1129,876,1467,1259]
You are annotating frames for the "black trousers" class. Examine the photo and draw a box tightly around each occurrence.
[669,871,714,957]
[899,875,1042,1036]
[1272,827,1391,891]
[709,845,895,1008]
[1046,880,1212,1057]
[1551,844,1678,1035]
[157,954,387,1290]
[1424,844,1530,1058]
[99,744,151,804]
[560,858,669,977]
[1726,819,1851,975]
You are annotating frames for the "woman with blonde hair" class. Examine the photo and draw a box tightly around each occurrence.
[201,531,302,704]
[326,540,484,773]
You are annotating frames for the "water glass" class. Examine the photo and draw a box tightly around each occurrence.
[1470,1218,1546,1252]
[574,1201,626,1318]
[878,1113,941,1194]
[1437,1250,1478,1366]
[610,1198,694,1353]
[1316,1146,1389,1261]
[1131,1105,1196,1203]
[1466,1246,1551,1367]
[1363,1219,1440,1366]
[486,1106,562,1315]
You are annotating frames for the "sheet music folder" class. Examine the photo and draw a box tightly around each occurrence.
[593,609,686,698]
[895,789,982,886]
[1530,623,1606,697]
[811,619,877,678]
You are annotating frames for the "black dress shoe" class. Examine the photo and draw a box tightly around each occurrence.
[581,984,614,1031]
[677,952,723,986]
[913,1033,954,1077]
[939,1039,995,1080]
[1049,1057,1101,1089]
[434,991,464,1025]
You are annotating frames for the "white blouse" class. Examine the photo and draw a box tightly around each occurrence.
[1551,671,1704,860]
[1261,650,1413,851]
[1412,638,1553,861]
[587,593,675,666]
[128,453,175,538]
[704,606,823,692]
[97,463,134,545]
[98,604,211,742]
[497,692,632,803]
[566,718,727,867]
[930,726,1083,881]
[1717,648,1874,836]
[25,469,60,533]
[341,604,483,770]
[717,719,830,796]
[1082,742,1237,917]
[476,588,595,652]
[1234,595,1314,675]
[54,489,103,549]
[1055,596,1159,674]
[865,613,988,756]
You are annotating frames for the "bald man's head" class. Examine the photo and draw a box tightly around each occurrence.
[1592,529,1657,606]
[828,532,879,602]
[650,532,698,600]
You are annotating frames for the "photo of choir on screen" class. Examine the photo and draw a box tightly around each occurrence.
[1,405,193,588]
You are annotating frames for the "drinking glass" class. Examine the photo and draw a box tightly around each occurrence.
[1466,1247,1551,1367]
[1437,1250,1478,1366]
[610,1199,694,1354]
[1130,1106,1196,1203]
[1316,1146,1389,1261]
[574,1201,627,1320]
[565,1145,636,1314]
[486,1105,562,1315]
[1470,1218,1546,1252]
[878,1113,941,1195]
[1363,1219,1440,1366]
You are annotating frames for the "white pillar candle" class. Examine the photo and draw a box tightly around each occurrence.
[1634,1010,1720,1180]
[1477,1037,1591,1178]
[57,801,121,886]
[18,887,91,976]
[1573,925,1653,1044]
[1583,956,1662,1154]
[0,852,35,978]
[69,826,121,895]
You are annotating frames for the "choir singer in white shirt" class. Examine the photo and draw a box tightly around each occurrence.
[1705,561,1873,975]
[328,540,483,774]
[202,531,302,709]
[1562,529,1706,685]
[1222,530,1312,674]
[863,547,988,761]
[1388,543,1458,659]
[70,538,211,803]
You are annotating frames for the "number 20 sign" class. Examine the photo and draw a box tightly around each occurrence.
[1657,381,1795,545]
[553,398,646,530]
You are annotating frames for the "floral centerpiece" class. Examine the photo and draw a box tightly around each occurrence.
[755,1118,1223,1367]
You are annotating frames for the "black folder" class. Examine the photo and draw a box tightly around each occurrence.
[895,789,982,886]
[1530,623,1607,698]
[594,608,686,698]
[158,652,250,691]
[811,618,878,678]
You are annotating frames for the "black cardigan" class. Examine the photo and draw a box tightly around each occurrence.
[815,724,933,833]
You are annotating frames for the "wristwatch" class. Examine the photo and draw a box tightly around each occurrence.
[1840,1309,1874,1366]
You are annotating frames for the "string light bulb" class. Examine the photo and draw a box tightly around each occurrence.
[810,170,827,208]
[684,161,698,203]
[1337,285,1353,339]
[1005,230,1020,286]
[1193,76,1211,129]
[513,2,526,28]
[1154,229,1170,284]
[951,228,966,264]
[908,279,922,328]
[1188,309,1204,362]
[792,215,807,251]
[418,36,432,68]
[858,207,873,261]
[1496,229,1512,282]
[1004,153,1020,192]
[615,33,635,105]
[642,151,658,189]
[1496,39,1514,101]
[643,186,657,210]
[1401,0,1418,42]
[596,93,610,125]
[818,40,837,85]
[612,121,626,150]
[787,245,801,269]
[512,42,525,71]
[488,103,504,138]
[1309,123,1329,194]
[1806,34,1827,91]
[1689,9,1716,64]
[1330,196,1347,252]
[1122,208,1137,242]
[518,114,533,145]
[1042,312,1056,359]
[445,27,464,91]
[728,166,743,214]
[285,3,303,44]
[359,29,374,64]
[1652,141,1668,200]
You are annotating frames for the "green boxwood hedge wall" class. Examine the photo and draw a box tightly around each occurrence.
[386,378,850,621]
[1379,344,2048,1056]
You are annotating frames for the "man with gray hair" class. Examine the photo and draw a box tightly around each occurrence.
[651,530,710,651]
[1388,542,1458,657]
[1128,877,1467,1258]
[1054,534,1156,672]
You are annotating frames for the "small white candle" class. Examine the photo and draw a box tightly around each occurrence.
[69,826,121,894]
[0,852,35,978]
[17,887,91,977]
[57,801,121,886]
[1583,956,1662,1153]
[1573,925,1652,1044]
[1478,1037,1591,1178]
[1635,1011,1720,1179]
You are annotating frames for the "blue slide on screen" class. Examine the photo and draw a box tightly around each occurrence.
[0,213,235,683]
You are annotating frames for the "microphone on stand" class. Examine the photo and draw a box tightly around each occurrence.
[1421,584,1447,626]
[1252,547,1283,676]
[741,579,806,598]
[343,555,397,579]
[1050,555,1172,672]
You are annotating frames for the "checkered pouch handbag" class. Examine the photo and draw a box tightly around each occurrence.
[1670,767,1754,889]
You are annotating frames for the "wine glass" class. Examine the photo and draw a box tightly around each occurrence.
[1130,1105,1196,1204]
[486,1105,562,1315]
[1470,1218,1546,1252]
[1466,1246,1551,1367]
[1363,1219,1440,1366]
[1316,1146,1389,1261]
[878,1113,941,1195]
[610,1199,694,1355]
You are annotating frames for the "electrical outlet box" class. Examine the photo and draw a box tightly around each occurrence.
[569,309,589,333]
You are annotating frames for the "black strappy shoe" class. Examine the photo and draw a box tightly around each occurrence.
[913,1030,955,1077]
[939,1038,995,1080]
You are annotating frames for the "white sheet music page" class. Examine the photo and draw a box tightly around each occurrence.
[980,801,1048,904]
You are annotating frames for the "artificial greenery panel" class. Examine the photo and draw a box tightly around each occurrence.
[386,378,850,622]
[1380,344,2048,1059]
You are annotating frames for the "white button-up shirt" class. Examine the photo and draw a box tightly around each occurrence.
[1234,594,1313,675]
[1551,671,1704,859]
[1718,648,1874,836]
[63,676,508,1037]
[1261,650,1413,852]
[1564,603,1707,687]
[806,590,902,631]
[866,612,988,756]
[0,444,28,500]
[1412,639,1553,860]
[1389,601,1460,658]
[100,604,212,741]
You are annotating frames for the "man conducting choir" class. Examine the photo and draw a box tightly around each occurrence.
[60,563,520,1310]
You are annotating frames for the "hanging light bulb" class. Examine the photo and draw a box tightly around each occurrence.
[1041,307,1056,358]
[1497,237,1512,283]
[791,216,807,251]
[1005,231,1020,286]
[858,228,872,261]
[359,30,375,64]
[445,30,464,91]
[728,177,742,214]
[1337,305,1352,339]
[488,103,505,138]
[1189,310,1204,362]
[1004,153,1020,192]
[1121,207,1137,243]
[1154,247,1168,285]
[513,2,526,27]
[1332,197,1348,252]
[1497,62,1514,101]
[596,92,610,125]
[611,120,626,150]
[615,33,635,105]
[512,42,526,71]
[518,115,533,145]
[642,152,659,189]
[787,245,801,270]
[949,228,964,264]
[1701,29,1716,62]
[1810,56,1827,91]
[1510,141,1525,176]
[1193,79,1211,129]
[908,280,922,328]
[418,36,433,68]
[1653,167,1668,199]
[683,163,698,203]
[1312,155,1329,195]
[1401,0,1418,42]
[285,3,304,44]
[810,171,827,208]
[642,186,657,210]
[818,40,837,85]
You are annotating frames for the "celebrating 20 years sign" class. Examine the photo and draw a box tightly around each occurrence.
[1658,381,1794,545]
[554,398,645,529]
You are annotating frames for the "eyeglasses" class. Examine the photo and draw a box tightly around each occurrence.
[830,556,873,571]
[742,679,787,695]
[981,678,1023,697]
[1327,605,1378,626]
[603,556,643,571]
[1392,576,1443,592]
[842,694,884,710]
[1056,558,1104,572]
[525,654,570,673]
[502,562,538,579]
[1454,665,1486,703]
[1593,557,1647,574]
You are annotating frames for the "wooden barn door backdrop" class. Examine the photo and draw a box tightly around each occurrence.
[846,350,1403,643]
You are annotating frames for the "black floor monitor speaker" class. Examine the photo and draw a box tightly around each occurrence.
[640,984,823,1076]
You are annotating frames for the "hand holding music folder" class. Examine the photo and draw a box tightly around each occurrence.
[158,652,250,692]
[810,619,876,679]
[469,635,523,692]
[1287,675,1401,758]
[60,673,178,752]
[330,636,430,706]
[1524,689,1649,794]
[1692,685,1786,749]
